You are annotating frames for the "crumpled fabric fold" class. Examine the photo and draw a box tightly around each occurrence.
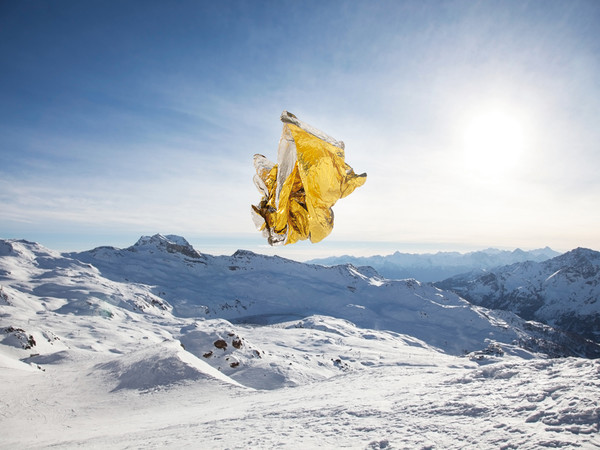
[252,111,367,246]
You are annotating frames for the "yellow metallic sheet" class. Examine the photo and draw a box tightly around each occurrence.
[253,118,366,245]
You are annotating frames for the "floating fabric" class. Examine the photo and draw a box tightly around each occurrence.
[252,111,367,246]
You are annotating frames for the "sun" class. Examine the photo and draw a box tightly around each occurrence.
[462,108,527,180]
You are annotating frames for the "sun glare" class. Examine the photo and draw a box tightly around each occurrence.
[462,109,527,180]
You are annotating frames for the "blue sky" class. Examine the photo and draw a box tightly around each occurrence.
[1,0,599,259]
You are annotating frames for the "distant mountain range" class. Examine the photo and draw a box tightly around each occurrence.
[307,247,560,282]
[435,248,600,344]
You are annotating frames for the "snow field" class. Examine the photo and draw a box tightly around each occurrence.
[1,331,598,449]
[1,236,599,448]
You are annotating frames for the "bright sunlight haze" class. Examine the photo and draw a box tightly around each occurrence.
[462,105,529,180]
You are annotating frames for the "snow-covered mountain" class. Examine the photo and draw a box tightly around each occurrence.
[61,234,593,358]
[435,248,600,343]
[307,247,560,282]
[2,235,599,448]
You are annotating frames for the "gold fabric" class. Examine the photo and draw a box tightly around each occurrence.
[253,119,366,246]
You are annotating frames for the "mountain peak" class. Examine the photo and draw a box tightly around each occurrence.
[134,234,189,247]
[567,247,597,256]
[555,247,600,265]
[232,249,259,258]
[0,238,59,260]
[131,234,203,259]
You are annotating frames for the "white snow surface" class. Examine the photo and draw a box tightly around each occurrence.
[1,235,599,449]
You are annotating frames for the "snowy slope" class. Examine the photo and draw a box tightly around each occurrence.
[1,235,600,448]
[307,247,559,282]
[436,248,600,343]
[2,323,599,449]
[0,338,600,449]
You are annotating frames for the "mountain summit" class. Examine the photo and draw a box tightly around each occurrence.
[130,234,203,259]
